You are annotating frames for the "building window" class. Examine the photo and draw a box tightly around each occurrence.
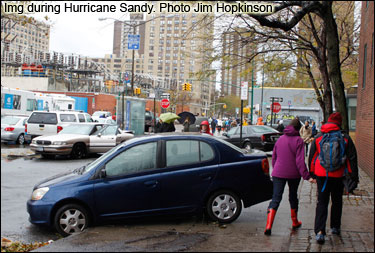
[362,44,367,89]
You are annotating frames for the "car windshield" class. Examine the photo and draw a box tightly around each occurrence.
[227,127,238,136]
[82,144,124,174]
[250,126,279,133]
[1,116,21,125]
[58,124,94,135]
[93,111,105,116]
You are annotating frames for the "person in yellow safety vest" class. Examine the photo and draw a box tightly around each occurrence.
[257,117,265,125]
[243,120,248,126]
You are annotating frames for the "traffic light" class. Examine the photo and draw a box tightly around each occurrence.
[134,88,141,95]
[182,83,186,91]
[186,83,192,91]
[223,104,227,109]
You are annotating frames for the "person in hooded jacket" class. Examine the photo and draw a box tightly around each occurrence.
[264,119,316,236]
[200,120,213,135]
[308,112,358,244]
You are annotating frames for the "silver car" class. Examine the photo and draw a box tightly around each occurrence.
[1,115,29,144]
[30,123,134,159]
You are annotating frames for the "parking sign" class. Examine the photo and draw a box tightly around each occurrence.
[128,35,140,50]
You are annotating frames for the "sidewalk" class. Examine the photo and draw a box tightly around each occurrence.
[289,167,374,252]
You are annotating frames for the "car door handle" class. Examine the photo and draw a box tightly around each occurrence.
[200,173,213,181]
[144,180,158,188]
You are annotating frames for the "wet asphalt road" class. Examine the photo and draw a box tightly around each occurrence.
[1,142,98,243]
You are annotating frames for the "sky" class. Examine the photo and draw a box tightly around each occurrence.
[30,1,133,57]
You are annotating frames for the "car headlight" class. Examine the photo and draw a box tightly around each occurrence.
[31,187,49,200]
[32,140,37,144]
[53,141,67,145]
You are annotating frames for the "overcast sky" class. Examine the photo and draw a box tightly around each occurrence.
[31,1,137,57]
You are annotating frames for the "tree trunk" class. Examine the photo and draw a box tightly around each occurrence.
[321,2,349,132]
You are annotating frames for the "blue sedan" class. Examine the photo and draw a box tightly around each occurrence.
[27,133,273,236]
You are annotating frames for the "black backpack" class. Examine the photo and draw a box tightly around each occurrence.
[318,130,347,192]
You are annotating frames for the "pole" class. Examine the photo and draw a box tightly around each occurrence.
[240,100,243,147]
[261,63,264,117]
[131,25,136,96]
[271,97,274,127]
[122,88,125,130]
[153,80,156,133]
[250,60,254,124]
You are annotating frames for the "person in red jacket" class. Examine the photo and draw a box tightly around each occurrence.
[200,120,213,135]
[308,112,358,244]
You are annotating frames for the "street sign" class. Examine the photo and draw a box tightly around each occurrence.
[270,97,283,102]
[271,102,281,113]
[161,93,170,99]
[161,99,170,109]
[128,34,140,50]
[241,81,248,100]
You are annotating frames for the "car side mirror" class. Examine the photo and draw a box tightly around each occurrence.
[100,169,106,179]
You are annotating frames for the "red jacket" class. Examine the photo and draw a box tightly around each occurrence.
[308,123,358,180]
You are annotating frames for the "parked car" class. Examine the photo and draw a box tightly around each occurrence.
[96,118,116,124]
[188,117,209,132]
[27,133,273,236]
[1,115,29,144]
[30,123,134,159]
[220,125,282,151]
[92,111,112,122]
[26,111,93,140]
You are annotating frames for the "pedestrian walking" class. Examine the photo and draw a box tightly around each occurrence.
[300,121,312,156]
[264,119,315,236]
[183,117,190,132]
[308,112,358,244]
[161,121,176,132]
[276,120,285,133]
[217,118,222,133]
[257,117,265,125]
[200,120,213,135]
[155,118,163,133]
[211,118,217,134]
[311,121,317,137]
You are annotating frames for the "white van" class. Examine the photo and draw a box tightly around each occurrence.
[26,111,93,140]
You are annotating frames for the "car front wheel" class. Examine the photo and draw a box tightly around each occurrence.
[206,190,242,223]
[71,143,86,159]
[54,204,89,237]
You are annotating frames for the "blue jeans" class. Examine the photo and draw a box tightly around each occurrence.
[268,177,301,211]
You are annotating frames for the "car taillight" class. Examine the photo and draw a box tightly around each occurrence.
[25,123,27,133]
[262,158,270,176]
[5,127,15,132]
[261,135,266,142]
[57,126,63,133]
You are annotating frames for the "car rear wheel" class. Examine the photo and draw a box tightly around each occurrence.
[206,190,242,223]
[243,142,252,151]
[54,204,89,237]
[71,143,86,159]
[17,134,25,145]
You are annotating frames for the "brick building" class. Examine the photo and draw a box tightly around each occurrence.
[356,1,374,179]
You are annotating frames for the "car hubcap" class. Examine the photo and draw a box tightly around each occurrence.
[59,209,86,234]
[211,194,238,220]
[19,135,24,145]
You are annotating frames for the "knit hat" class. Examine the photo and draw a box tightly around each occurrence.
[328,112,342,125]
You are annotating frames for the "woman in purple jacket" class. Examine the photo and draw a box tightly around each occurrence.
[264,119,316,235]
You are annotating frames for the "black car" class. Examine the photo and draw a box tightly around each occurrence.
[220,125,282,151]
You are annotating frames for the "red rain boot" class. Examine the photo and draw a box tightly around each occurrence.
[291,209,302,229]
[264,208,277,235]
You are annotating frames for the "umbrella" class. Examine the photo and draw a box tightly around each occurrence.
[177,111,196,124]
[160,112,180,124]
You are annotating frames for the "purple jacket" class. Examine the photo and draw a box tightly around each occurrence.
[271,125,311,180]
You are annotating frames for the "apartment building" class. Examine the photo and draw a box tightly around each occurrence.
[101,11,215,115]
[1,16,50,60]
[220,30,256,97]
